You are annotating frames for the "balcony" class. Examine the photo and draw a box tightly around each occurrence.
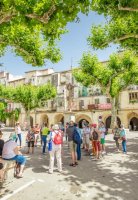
[129,99,138,104]
[79,92,103,97]
[88,103,112,110]
[88,104,98,110]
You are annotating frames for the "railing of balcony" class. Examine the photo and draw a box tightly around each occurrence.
[88,103,112,110]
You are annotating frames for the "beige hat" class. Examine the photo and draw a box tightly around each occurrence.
[53,124,59,130]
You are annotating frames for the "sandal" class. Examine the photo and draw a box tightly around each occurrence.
[69,163,76,167]
[17,174,23,178]
[75,162,78,165]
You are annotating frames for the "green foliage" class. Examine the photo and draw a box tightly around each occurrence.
[8,108,21,121]
[0,101,20,122]
[0,0,91,66]
[73,51,138,97]
[0,101,7,122]
[0,83,56,112]
[90,0,138,52]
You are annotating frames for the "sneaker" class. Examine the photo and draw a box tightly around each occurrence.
[69,163,76,167]
[58,170,65,174]
[17,174,23,178]
[48,171,53,174]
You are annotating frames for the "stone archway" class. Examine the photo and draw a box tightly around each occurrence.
[54,114,64,125]
[75,114,92,128]
[128,112,138,131]
[105,116,121,129]
[40,114,49,126]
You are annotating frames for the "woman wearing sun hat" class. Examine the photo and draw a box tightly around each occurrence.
[48,124,63,174]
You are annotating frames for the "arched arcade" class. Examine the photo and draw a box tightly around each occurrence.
[128,112,138,131]
[54,114,64,125]
[75,114,92,128]
[105,116,121,128]
[40,114,49,127]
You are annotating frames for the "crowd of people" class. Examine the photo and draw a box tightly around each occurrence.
[0,120,127,179]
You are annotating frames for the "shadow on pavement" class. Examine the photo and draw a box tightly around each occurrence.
[21,137,138,200]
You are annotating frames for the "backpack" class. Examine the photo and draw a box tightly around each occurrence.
[53,131,62,145]
[93,130,98,141]
[73,128,82,144]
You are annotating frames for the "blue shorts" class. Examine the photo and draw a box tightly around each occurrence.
[5,155,26,165]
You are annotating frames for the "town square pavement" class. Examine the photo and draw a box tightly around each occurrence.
[0,129,138,200]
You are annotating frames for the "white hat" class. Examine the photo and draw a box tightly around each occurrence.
[53,124,59,130]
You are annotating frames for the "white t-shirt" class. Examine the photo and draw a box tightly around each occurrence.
[2,140,17,159]
[15,126,21,134]
[99,127,106,139]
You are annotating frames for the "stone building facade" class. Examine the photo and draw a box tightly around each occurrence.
[1,68,137,131]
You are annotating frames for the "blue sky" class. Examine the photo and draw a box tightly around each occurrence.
[0,11,118,76]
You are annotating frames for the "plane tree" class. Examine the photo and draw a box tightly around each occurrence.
[90,0,138,52]
[0,83,56,126]
[73,51,138,128]
[0,0,90,66]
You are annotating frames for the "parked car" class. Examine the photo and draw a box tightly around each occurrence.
[0,122,5,128]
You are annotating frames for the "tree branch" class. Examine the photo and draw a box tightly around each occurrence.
[14,45,37,65]
[26,5,56,24]
[0,13,16,24]
[0,5,56,25]
[117,34,138,41]
[101,34,138,48]
[118,6,138,12]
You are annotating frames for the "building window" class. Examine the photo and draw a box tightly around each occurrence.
[129,92,138,103]
[95,98,99,104]
[107,98,110,103]
[79,100,84,109]
[52,74,58,86]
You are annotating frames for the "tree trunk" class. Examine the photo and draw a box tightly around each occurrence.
[26,109,30,129]
[110,97,117,129]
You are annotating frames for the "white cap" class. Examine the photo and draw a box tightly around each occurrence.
[53,124,59,130]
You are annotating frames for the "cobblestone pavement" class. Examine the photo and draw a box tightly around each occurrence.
[0,129,138,200]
